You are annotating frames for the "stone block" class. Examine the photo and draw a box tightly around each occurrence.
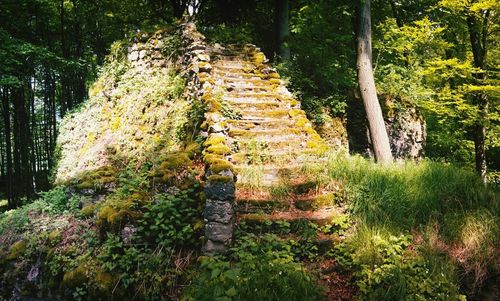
[204,199,232,223]
[205,222,232,243]
[205,179,235,201]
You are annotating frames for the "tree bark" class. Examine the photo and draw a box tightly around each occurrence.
[467,11,489,183]
[1,89,14,208]
[356,0,393,163]
[275,0,290,60]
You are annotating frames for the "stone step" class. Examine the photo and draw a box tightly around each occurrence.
[212,64,254,73]
[227,118,295,128]
[238,207,342,226]
[225,84,276,93]
[226,101,289,111]
[223,95,283,103]
[222,77,274,86]
[234,108,290,119]
[227,91,283,99]
[215,61,255,69]
[213,71,261,80]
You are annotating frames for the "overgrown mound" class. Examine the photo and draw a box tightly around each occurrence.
[0,27,207,300]
[55,30,188,186]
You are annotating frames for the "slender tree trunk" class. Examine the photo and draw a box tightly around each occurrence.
[275,0,290,60]
[1,89,13,208]
[467,11,489,183]
[356,0,393,163]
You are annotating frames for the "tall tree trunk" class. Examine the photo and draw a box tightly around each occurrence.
[356,0,393,163]
[275,0,290,60]
[467,11,489,183]
[1,89,14,208]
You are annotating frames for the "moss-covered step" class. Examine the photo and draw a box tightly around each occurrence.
[235,197,291,214]
[214,60,254,67]
[238,207,342,226]
[212,70,261,79]
[225,100,286,111]
[227,118,296,131]
[228,128,304,138]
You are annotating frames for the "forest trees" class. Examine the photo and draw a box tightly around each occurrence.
[356,0,393,163]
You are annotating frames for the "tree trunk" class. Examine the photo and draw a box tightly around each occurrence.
[1,89,14,208]
[275,0,290,60]
[356,0,393,163]
[467,12,489,183]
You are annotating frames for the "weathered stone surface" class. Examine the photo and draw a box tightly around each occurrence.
[121,225,136,245]
[347,93,426,160]
[205,180,235,201]
[139,50,147,59]
[204,199,233,223]
[205,222,232,243]
[128,51,139,61]
[202,239,228,255]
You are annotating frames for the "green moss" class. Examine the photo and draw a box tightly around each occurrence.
[76,181,94,190]
[63,263,88,288]
[314,193,335,208]
[206,144,231,155]
[262,110,289,118]
[289,109,306,118]
[94,268,116,293]
[48,230,61,243]
[209,159,234,173]
[81,204,96,217]
[161,152,191,169]
[6,240,27,260]
[207,175,233,183]
[204,136,226,147]
[204,153,223,164]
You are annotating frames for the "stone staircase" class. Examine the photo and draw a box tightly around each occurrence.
[207,44,342,230]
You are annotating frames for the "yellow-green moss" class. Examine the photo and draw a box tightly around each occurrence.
[161,152,191,169]
[289,99,300,107]
[203,153,223,164]
[94,268,116,293]
[314,193,335,208]
[6,240,27,260]
[209,159,234,173]
[207,175,233,183]
[206,144,231,155]
[81,204,96,217]
[269,78,281,85]
[63,263,88,287]
[203,136,226,147]
[48,230,61,243]
[289,109,306,118]
[253,52,266,65]
[262,110,289,118]
[268,72,280,79]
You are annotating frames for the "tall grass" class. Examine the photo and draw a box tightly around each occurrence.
[327,154,499,295]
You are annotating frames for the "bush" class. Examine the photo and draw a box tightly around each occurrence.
[138,185,203,249]
[183,255,323,301]
[334,226,464,301]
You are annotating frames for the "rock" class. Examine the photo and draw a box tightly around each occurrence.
[205,180,235,201]
[204,199,233,223]
[139,50,147,59]
[128,51,139,61]
[202,239,228,255]
[205,222,232,243]
[121,225,136,245]
[210,122,225,133]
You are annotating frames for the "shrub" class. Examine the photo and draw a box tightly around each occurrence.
[183,255,323,301]
[333,226,464,301]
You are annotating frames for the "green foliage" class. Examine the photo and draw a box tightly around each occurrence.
[183,255,323,301]
[333,226,463,300]
[285,0,356,119]
[138,186,202,249]
[202,23,253,45]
